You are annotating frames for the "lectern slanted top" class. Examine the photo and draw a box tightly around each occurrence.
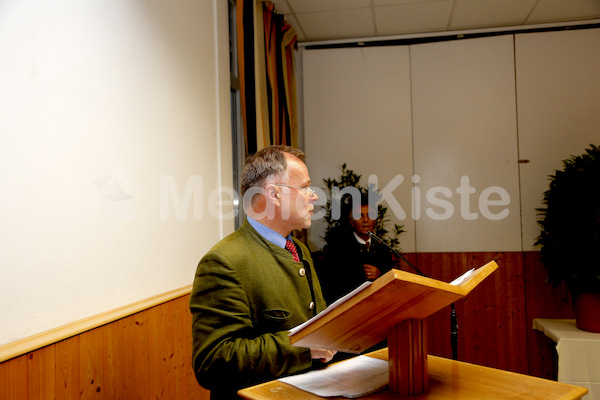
[290,260,498,353]
[289,260,499,394]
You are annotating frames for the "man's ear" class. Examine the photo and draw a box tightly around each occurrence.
[264,184,281,206]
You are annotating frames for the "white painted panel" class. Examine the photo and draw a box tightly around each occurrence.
[0,0,231,346]
[411,35,521,252]
[515,28,600,251]
[302,46,415,252]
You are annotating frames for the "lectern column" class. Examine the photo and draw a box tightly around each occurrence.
[388,318,428,395]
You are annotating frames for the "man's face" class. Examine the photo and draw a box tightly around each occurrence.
[277,154,318,231]
[350,205,376,239]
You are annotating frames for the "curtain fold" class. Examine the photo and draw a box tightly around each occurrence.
[237,0,298,152]
[236,0,257,155]
[261,1,298,147]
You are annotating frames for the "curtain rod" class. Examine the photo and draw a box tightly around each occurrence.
[299,19,600,49]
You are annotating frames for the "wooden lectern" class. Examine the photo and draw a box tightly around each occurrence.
[289,260,499,395]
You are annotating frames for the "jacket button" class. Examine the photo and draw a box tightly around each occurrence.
[299,268,306,277]
[309,302,315,310]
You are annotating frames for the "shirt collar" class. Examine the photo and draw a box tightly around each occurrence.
[247,216,290,249]
[353,232,371,246]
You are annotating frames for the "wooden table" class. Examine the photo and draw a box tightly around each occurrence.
[238,349,588,400]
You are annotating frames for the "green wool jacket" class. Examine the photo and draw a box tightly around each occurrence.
[189,221,327,400]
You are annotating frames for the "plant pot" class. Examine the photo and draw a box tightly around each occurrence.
[574,292,600,333]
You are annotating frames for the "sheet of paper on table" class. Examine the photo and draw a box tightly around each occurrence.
[278,355,389,398]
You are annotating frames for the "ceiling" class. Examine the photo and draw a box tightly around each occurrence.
[269,0,600,44]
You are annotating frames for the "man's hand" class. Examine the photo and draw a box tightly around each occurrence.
[310,348,337,363]
[363,264,381,280]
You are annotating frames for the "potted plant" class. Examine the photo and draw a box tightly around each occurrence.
[535,144,600,332]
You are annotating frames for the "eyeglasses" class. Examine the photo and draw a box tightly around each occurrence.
[273,183,317,197]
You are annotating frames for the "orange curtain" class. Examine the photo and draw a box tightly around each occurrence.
[262,2,298,147]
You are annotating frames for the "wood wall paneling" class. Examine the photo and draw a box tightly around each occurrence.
[414,251,570,378]
[1,355,27,399]
[419,252,526,374]
[55,337,80,398]
[0,253,576,398]
[523,251,574,379]
[0,295,209,400]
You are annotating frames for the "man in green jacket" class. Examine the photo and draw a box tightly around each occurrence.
[190,145,336,400]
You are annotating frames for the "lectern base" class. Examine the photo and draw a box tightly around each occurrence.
[388,319,428,395]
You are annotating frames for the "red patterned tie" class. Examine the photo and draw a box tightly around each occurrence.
[285,239,300,262]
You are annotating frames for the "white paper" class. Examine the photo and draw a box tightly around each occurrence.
[449,267,476,286]
[279,355,389,398]
[289,281,372,335]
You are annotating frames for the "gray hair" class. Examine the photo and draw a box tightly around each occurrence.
[240,145,305,196]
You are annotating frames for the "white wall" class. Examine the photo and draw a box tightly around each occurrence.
[411,35,521,252]
[515,28,600,249]
[304,46,414,252]
[302,28,600,254]
[0,0,233,346]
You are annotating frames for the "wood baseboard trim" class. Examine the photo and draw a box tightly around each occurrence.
[0,285,192,363]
